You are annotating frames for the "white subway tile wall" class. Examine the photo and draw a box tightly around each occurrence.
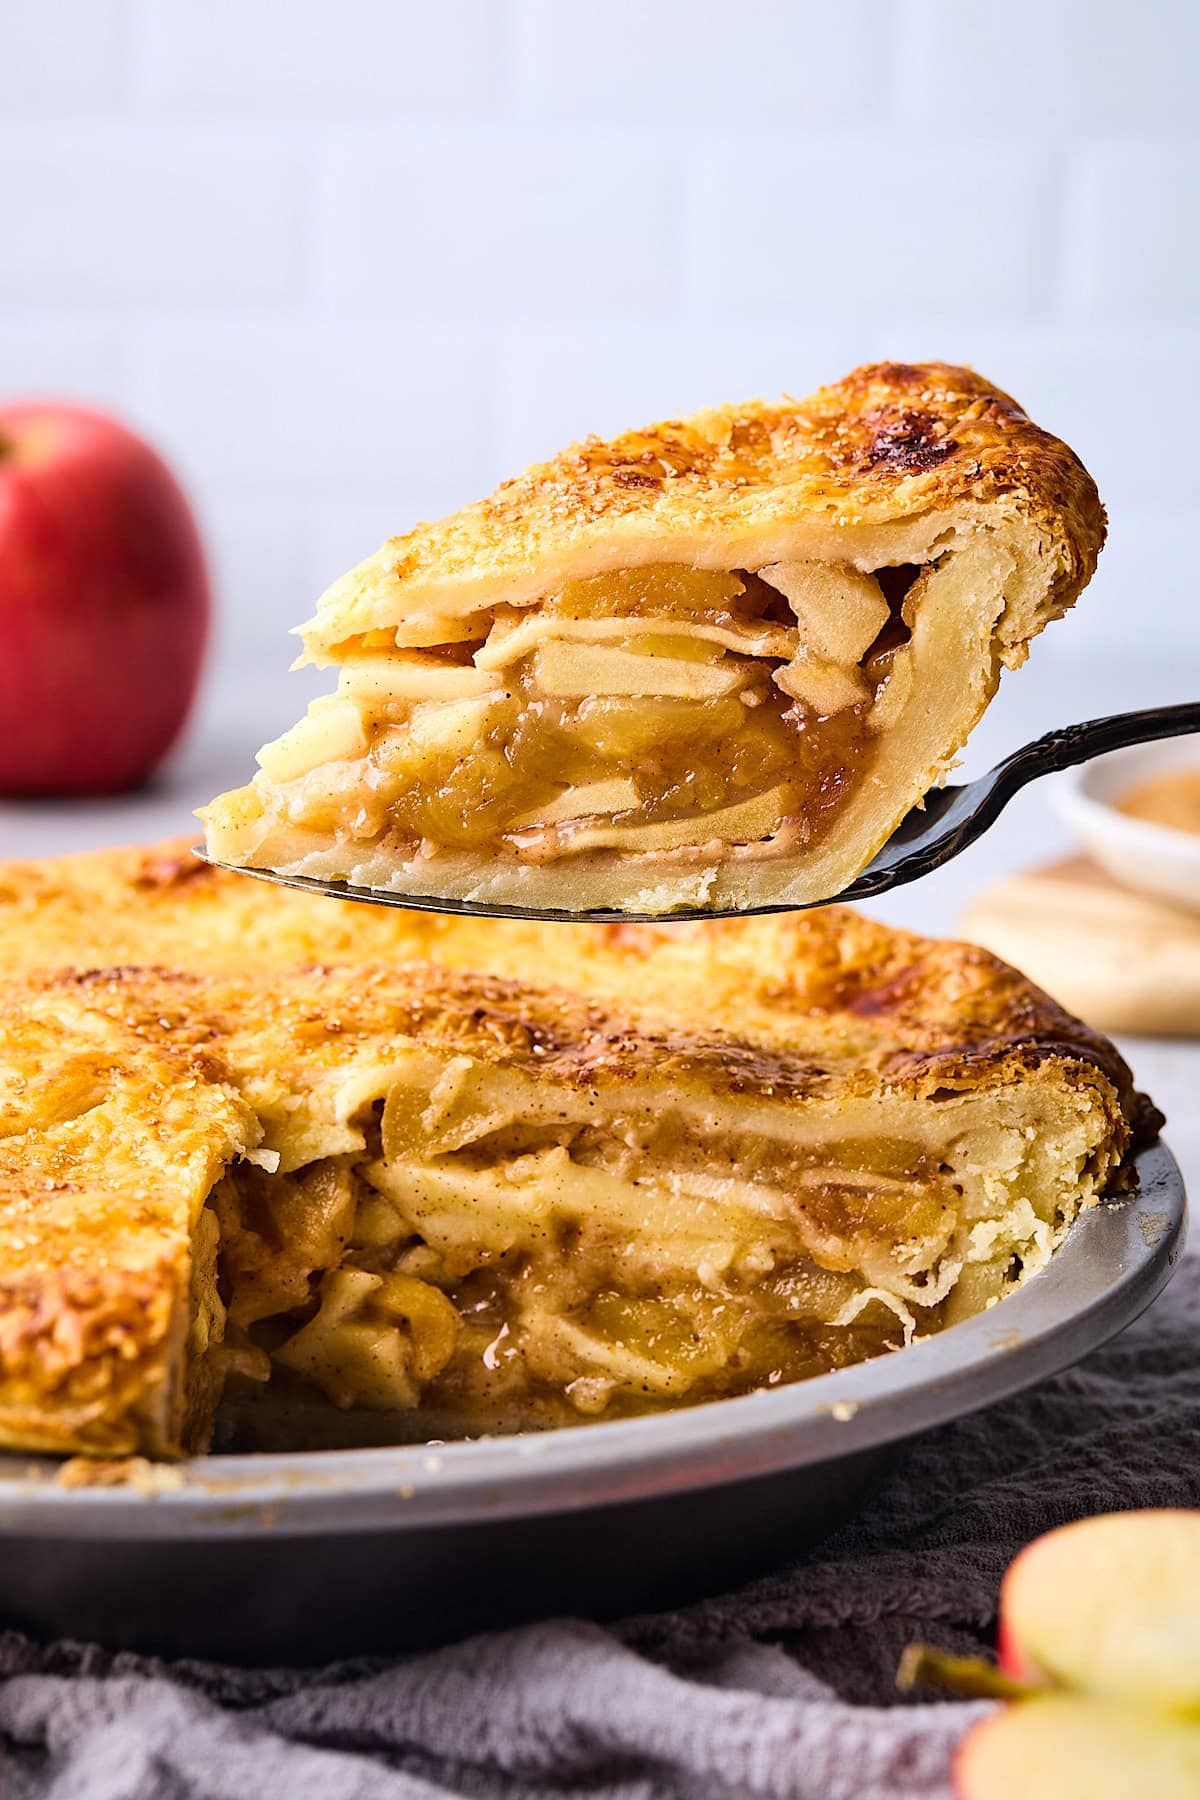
[1,0,1195,684]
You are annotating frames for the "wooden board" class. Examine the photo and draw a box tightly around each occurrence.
[960,856,1200,1038]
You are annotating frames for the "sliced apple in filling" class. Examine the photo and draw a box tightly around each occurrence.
[203,562,903,894]
[202,364,1105,911]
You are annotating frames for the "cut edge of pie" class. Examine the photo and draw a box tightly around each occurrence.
[202,362,1106,913]
[0,901,1146,1460]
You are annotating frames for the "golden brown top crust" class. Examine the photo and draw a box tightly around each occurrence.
[0,979,254,1276]
[0,840,1138,1116]
[304,362,1106,653]
[2,937,1134,1173]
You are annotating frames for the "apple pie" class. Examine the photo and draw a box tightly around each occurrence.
[203,362,1105,912]
[0,842,1149,1457]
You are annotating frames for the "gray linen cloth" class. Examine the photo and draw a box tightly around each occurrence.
[2,1250,1196,1800]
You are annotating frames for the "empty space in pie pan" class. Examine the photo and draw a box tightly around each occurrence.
[0,1139,1184,1665]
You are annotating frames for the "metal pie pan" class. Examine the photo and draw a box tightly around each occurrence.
[0,1140,1185,1663]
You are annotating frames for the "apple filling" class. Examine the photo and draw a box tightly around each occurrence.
[204,562,921,877]
[202,1046,1093,1445]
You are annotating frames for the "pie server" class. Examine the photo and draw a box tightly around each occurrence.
[195,700,1200,923]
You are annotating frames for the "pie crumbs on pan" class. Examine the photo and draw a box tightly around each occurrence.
[0,841,1154,1458]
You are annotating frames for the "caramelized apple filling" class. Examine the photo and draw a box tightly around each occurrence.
[208,561,921,872]
[204,1058,1077,1443]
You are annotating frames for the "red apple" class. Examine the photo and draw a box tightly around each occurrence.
[0,401,209,795]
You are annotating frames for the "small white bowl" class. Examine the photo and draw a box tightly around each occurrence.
[1056,738,1200,914]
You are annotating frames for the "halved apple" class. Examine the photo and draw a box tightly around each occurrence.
[997,1510,1200,1711]
[902,1511,1200,1800]
[955,1697,1200,1800]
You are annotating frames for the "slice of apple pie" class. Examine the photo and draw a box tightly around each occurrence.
[203,362,1105,913]
[0,871,1147,1457]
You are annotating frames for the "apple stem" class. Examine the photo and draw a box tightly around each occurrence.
[897,1644,1037,1702]
[0,432,11,461]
